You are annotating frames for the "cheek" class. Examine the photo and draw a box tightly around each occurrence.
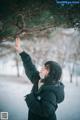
[40,68,48,75]
[40,69,46,74]
[44,69,48,75]
[39,69,48,79]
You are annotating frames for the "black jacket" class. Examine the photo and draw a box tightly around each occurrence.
[20,51,65,120]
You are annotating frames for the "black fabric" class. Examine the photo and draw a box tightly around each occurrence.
[25,89,57,117]
[20,51,65,120]
[28,110,57,120]
[19,51,40,84]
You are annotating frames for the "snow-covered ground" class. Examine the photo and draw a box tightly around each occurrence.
[0,75,80,120]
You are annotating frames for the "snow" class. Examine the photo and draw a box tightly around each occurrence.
[62,28,75,35]
[0,75,80,120]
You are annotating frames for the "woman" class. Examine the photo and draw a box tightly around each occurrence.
[15,37,65,120]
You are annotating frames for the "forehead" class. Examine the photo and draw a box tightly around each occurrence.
[37,65,45,71]
[41,65,48,69]
[40,65,46,69]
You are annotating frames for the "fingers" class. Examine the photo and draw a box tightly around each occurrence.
[16,37,20,43]
[15,36,23,53]
[16,37,20,46]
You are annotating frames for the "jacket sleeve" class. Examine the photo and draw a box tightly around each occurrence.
[19,51,40,83]
[25,91,57,117]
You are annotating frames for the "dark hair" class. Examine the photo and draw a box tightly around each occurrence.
[43,61,62,84]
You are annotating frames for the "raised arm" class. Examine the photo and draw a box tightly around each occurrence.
[15,37,40,83]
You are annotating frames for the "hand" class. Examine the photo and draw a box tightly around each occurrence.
[15,36,23,53]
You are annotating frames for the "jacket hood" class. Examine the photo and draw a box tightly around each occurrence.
[42,81,65,103]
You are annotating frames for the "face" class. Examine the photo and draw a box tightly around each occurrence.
[39,65,49,79]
